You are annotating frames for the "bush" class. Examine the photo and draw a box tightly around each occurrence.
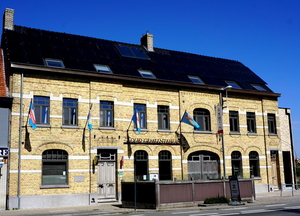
[204,196,230,204]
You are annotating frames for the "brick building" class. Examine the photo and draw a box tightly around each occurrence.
[0,8,295,209]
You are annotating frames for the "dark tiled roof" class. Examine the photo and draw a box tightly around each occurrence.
[1,25,272,92]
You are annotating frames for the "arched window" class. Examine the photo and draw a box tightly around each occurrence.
[249,151,260,177]
[134,150,148,181]
[159,151,172,180]
[42,149,68,185]
[193,108,211,131]
[231,151,243,178]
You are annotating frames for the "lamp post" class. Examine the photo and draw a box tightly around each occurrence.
[219,85,232,180]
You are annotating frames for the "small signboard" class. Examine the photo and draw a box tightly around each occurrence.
[0,148,9,157]
[229,175,241,202]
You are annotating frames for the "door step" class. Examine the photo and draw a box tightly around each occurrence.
[98,198,117,203]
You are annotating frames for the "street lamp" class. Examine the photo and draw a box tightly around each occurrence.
[220,85,232,179]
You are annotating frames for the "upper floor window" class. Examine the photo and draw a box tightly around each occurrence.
[138,70,156,79]
[268,113,277,134]
[42,149,68,185]
[229,111,239,133]
[247,112,256,133]
[193,108,211,131]
[94,64,113,74]
[63,98,77,126]
[188,75,205,84]
[225,80,241,89]
[134,103,147,129]
[158,105,169,130]
[34,96,50,124]
[251,84,267,91]
[44,59,64,68]
[100,101,114,127]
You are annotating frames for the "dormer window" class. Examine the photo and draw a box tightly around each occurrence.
[138,69,156,79]
[251,84,267,91]
[225,80,241,89]
[94,64,113,74]
[44,59,64,68]
[188,75,205,84]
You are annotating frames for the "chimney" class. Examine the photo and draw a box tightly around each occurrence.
[3,8,14,30]
[140,32,154,52]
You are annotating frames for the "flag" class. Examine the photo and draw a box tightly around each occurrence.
[87,112,93,130]
[131,109,141,133]
[28,101,37,129]
[181,111,200,129]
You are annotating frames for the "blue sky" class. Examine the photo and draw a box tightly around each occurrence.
[1,1,300,156]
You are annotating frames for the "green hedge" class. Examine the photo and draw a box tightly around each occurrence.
[204,196,230,204]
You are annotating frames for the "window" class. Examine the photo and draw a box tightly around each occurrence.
[225,80,241,89]
[159,151,172,180]
[194,108,211,131]
[45,59,64,68]
[93,64,112,74]
[134,150,149,180]
[231,151,242,178]
[251,84,267,91]
[138,69,156,79]
[116,45,150,59]
[188,75,205,84]
[268,113,277,134]
[34,96,50,124]
[134,103,147,129]
[247,112,256,133]
[249,151,260,177]
[158,105,169,130]
[229,111,239,132]
[63,98,78,126]
[100,101,114,127]
[42,149,68,185]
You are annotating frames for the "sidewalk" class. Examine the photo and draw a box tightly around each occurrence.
[1,190,300,216]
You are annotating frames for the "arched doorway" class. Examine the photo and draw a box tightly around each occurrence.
[188,151,220,180]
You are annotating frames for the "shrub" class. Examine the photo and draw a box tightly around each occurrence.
[204,196,230,204]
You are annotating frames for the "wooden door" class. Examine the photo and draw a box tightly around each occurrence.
[98,161,116,199]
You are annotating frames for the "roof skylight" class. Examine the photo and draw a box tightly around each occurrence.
[225,80,242,89]
[94,64,113,74]
[251,84,267,91]
[45,59,64,68]
[116,45,150,60]
[188,75,205,84]
[138,69,156,79]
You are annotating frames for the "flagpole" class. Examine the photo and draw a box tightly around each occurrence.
[17,72,24,209]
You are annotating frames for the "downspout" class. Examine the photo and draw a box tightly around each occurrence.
[178,90,183,180]
[286,109,297,189]
[17,72,23,209]
[261,97,270,192]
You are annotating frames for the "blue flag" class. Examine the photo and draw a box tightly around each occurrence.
[28,101,37,129]
[181,111,200,129]
[131,109,141,133]
[87,112,93,130]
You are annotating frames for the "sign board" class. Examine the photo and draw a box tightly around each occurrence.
[0,148,9,157]
[229,175,241,202]
[217,106,223,134]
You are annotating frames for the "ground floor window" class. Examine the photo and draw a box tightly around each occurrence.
[231,151,242,178]
[134,150,148,180]
[159,150,172,180]
[249,151,260,177]
[42,149,68,185]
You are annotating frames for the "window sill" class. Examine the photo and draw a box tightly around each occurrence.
[229,132,241,135]
[193,131,212,134]
[61,125,80,129]
[99,127,115,130]
[40,184,70,189]
[268,133,278,136]
[36,124,51,128]
[157,129,171,133]
[247,132,258,136]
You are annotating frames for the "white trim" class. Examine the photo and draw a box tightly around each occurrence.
[172,168,181,170]
[69,169,90,172]
[149,168,159,171]
[117,168,134,172]
[10,148,18,153]
[182,160,188,164]
[242,156,249,159]
[172,156,181,160]
[69,156,89,160]
[149,156,158,160]
[21,155,41,160]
